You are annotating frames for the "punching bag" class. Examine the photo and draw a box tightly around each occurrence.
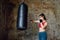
[17,2,28,30]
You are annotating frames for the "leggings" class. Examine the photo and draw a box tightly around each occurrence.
[39,31,47,40]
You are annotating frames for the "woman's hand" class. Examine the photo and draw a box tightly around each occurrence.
[30,20,34,23]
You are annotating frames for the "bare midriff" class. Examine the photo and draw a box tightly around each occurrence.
[39,28,46,32]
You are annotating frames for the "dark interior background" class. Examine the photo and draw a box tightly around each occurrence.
[0,0,60,40]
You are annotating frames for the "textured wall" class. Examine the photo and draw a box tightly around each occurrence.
[0,0,7,40]
[1,0,60,40]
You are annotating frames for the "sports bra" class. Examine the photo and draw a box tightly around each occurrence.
[38,22,46,28]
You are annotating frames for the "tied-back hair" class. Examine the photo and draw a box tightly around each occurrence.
[39,13,46,20]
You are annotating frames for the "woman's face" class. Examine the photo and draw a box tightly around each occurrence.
[39,16,44,20]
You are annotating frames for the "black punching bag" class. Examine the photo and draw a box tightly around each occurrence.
[17,2,28,30]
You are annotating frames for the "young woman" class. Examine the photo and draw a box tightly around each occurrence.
[31,13,47,40]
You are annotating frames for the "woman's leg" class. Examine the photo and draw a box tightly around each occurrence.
[39,32,47,40]
[41,32,47,40]
[39,32,41,40]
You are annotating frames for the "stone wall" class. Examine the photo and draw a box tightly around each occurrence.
[0,0,60,40]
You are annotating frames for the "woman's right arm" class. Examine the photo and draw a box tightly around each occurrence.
[34,20,40,23]
[30,20,40,23]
